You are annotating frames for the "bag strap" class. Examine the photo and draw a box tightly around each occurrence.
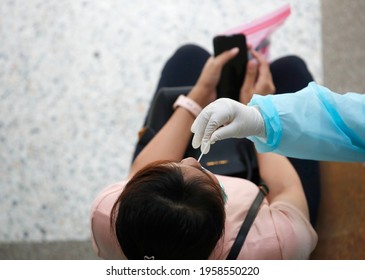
[226,183,269,260]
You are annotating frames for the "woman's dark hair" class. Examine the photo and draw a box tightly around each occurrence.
[110,160,226,260]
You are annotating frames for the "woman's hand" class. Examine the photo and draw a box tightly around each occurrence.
[188,48,240,108]
[240,49,276,104]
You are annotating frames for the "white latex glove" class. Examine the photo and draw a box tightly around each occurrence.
[191,98,265,153]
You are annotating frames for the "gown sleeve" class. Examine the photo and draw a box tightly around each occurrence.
[248,82,365,162]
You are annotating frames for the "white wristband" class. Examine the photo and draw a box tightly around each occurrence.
[173,95,202,118]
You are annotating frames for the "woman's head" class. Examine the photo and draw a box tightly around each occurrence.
[111,158,226,260]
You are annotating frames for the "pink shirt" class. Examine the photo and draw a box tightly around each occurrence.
[90,175,317,259]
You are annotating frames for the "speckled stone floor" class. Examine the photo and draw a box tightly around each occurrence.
[0,0,321,243]
[3,0,364,260]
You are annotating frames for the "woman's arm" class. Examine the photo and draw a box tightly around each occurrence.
[129,48,240,177]
[257,152,309,219]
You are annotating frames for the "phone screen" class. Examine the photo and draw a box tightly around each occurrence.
[213,34,248,101]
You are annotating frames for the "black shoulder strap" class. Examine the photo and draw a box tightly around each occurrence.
[226,183,269,260]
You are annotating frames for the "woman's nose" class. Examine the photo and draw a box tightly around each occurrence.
[181,157,200,166]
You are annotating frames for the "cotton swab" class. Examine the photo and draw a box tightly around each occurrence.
[197,143,210,163]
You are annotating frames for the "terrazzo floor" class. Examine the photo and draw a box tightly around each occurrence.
[0,0,321,245]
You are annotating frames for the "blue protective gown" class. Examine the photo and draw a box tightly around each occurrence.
[248,82,365,162]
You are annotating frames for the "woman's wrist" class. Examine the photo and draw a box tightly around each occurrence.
[187,85,215,108]
[173,95,202,118]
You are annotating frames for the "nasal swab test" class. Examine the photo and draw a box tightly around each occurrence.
[197,143,209,163]
[197,151,204,163]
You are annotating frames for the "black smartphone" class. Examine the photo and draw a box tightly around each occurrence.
[213,34,248,101]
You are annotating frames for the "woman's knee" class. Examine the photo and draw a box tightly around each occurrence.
[271,55,309,73]
[159,44,210,86]
[162,44,209,69]
[270,55,314,93]
[173,44,210,60]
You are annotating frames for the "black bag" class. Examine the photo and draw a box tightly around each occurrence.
[134,86,260,183]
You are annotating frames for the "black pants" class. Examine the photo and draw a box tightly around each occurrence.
[133,44,320,226]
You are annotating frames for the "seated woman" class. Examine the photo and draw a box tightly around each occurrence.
[90,44,320,260]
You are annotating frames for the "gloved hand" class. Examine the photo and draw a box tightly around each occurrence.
[191,98,265,153]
